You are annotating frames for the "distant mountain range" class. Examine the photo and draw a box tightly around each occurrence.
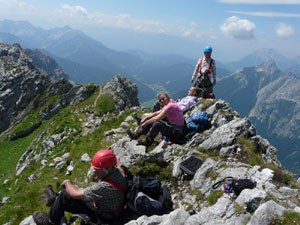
[215,60,300,176]
[1,20,300,171]
[226,48,300,75]
[0,20,234,102]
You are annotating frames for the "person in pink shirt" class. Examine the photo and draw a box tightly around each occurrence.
[134,92,185,146]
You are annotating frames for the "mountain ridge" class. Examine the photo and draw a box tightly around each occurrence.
[1,42,300,225]
[0,20,234,102]
[215,60,300,176]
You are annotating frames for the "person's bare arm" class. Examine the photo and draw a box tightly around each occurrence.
[62,180,85,199]
[141,110,167,128]
[141,110,162,124]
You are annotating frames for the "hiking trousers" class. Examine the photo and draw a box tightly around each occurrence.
[49,190,99,225]
[148,121,185,143]
[195,75,213,94]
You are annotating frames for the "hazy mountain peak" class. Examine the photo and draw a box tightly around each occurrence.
[256,59,277,72]
[254,48,284,59]
[227,48,291,71]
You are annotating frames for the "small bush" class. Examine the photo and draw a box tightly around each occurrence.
[183,202,193,211]
[128,161,173,181]
[236,137,263,166]
[85,83,96,90]
[95,93,116,115]
[189,189,204,201]
[268,193,279,204]
[234,203,247,215]
[207,171,218,180]
[270,212,300,225]
[273,169,296,187]
[219,163,230,169]
[201,99,216,110]
[207,190,223,206]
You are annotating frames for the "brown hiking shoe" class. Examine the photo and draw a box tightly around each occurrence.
[32,211,52,225]
[44,184,57,207]
[126,129,139,140]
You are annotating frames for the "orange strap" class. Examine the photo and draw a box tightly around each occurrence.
[104,178,126,194]
[198,58,213,76]
[103,167,127,194]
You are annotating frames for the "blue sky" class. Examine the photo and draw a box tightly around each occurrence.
[0,0,299,61]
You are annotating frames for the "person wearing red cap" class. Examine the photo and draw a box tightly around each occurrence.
[32,149,128,225]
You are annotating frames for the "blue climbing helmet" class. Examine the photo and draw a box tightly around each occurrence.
[204,45,212,52]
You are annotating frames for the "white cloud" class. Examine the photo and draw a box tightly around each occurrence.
[219,0,300,4]
[52,4,216,39]
[0,1,215,40]
[53,4,173,34]
[275,22,295,38]
[228,11,300,18]
[0,0,41,19]
[61,4,88,17]
[220,16,256,39]
[182,22,215,39]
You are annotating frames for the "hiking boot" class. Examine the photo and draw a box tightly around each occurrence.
[44,184,57,207]
[127,129,140,140]
[32,211,52,225]
[137,137,153,146]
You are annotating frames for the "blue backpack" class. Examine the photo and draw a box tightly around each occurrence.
[186,111,209,132]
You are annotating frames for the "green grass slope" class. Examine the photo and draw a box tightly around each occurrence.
[0,87,135,224]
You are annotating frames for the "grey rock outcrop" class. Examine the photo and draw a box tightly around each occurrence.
[100,74,139,111]
[24,48,69,80]
[215,60,300,176]
[0,43,97,135]
[248,200,286,225]
[0,43,51,134]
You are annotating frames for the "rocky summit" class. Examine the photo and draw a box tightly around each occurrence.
[1,43,300,225]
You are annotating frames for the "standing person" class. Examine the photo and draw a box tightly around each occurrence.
[136,92,185,146]
[32,149,128,225]
[191,45,216,97]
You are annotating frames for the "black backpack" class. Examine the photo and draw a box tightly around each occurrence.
[127,176,173,216]
[212,176,257,196]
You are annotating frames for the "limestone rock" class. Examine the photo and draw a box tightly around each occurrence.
[81,153,91,162]
[248,200,286,225]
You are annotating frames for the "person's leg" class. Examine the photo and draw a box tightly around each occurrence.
[149,121,174,140]
[138,121,175,146]
[127,124,152,140]
[195,78,205,97]
[49,190,97,224]
[169,130,185,144]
